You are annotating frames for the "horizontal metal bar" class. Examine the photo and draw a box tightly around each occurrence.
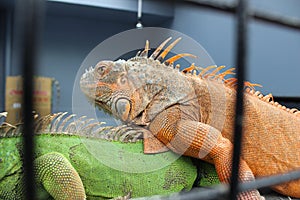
[131,185,228,200]
[184,0,300,31]
[184,0,236,13]
[240,169,300,193]
[132,169,300,200]
[47,0,174,18]
[273,96,300,103]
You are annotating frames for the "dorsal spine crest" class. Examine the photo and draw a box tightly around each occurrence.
[129,38,300,117]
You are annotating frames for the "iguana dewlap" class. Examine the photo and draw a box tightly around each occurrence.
[80,37,300,199]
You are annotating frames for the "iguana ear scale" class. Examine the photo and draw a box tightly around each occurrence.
[114,98,131,122]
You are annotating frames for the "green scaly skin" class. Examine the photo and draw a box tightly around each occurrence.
[0,113,219,200]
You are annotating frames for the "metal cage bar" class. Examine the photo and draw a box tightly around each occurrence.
[184,0,300,31]
[4,0,300,199]
[139,169,300,200]
[14,0,45,199]
[230,0,248,199]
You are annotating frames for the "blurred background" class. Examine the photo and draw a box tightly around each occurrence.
[0,0,300,122]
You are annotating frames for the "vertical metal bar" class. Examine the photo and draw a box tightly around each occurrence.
[14,0,44,199]
[5,10,12,77]
[136,0,143,28]
[230,0,248,199]
[0,6,6,111]
[1,5,12,111]
[137,0,143,19]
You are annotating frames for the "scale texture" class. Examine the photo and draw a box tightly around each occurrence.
[80,38,300,200]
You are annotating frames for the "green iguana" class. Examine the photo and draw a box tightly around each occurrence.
[80,37,300,200]
[0,112,219,199]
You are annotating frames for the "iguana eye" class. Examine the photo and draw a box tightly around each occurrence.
[94,61,114,79]
[96,65,106,76]
[94,61,113,79]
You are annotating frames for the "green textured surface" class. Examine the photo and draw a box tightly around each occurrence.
[0,134,205,199]
[197,162,220,187]
[0,137,24,199]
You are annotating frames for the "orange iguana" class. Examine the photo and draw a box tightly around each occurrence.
[80,37,300,199]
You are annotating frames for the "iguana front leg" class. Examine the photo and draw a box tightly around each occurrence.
[148,106,262,200]
[35,152,86,200]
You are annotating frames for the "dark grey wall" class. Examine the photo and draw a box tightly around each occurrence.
[248,0,300,96]
[3,0,300,114]
[34,2,172,113]
[38,15,132,113]
[165,0,300,96]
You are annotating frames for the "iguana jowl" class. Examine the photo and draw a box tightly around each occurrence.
[80,37,300,199]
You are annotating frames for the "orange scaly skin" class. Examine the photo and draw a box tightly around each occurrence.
[80,38,300,199]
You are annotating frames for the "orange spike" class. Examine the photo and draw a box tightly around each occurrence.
[139,40,150,57]
[164,53,196,65]
[156,38,182,62]
[150,37,172,59]
[217,68,236,79]
[244,81,262,90]
[198,65,216,77]
[205,65,226,78]
[182,63,196,73]
[224,78,238,87]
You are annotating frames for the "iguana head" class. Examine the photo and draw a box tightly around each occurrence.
[80,59,131,119]
[80,38,199,124]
